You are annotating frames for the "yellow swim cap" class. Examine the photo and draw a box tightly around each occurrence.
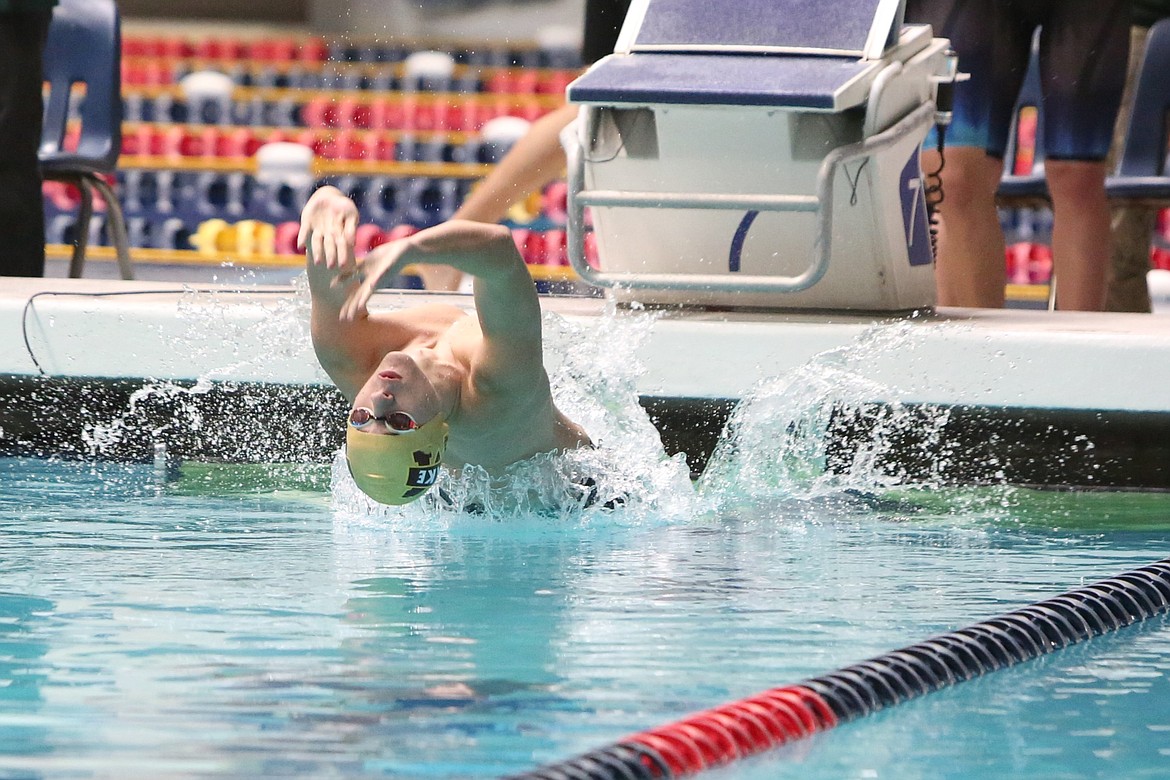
[345,415,449,505]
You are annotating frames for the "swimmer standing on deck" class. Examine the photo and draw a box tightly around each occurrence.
[298,185,592,506]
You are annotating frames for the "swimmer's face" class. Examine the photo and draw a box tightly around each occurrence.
[352,352,444,435]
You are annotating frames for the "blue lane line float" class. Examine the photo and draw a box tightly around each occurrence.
[508,557,1170,779]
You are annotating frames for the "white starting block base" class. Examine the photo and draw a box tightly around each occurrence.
[565,0,957,312]
[579,101,939,311]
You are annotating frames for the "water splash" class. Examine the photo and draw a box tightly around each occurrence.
[173,274,317,387]
[81,275,331,469]
[698,320,955,510]
[81,380,204,457]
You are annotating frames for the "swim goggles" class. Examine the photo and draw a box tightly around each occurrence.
[348,407,419,433]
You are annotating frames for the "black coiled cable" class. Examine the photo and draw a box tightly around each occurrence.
[924,128,946,260]
[925,66,955,260]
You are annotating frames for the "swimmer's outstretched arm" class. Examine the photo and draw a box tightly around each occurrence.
[345,220,546,389]
[298,185,366,332]
[298,186,384,395]
[418,103,580,291]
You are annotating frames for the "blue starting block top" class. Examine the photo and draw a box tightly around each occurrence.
[569,0,904,111]
[566,52,880,111]
[630,0,890,56]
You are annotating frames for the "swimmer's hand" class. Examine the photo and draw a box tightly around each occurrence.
[339,238,412,321]
[339,221,523,321]
[297,186,359,270]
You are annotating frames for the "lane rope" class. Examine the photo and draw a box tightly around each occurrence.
[508,557,1170,779]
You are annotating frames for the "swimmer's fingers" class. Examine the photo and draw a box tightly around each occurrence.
[339,277,374,322]
[296,219,309,253]
[304,224,354,270]
[299,187,358,269]
[317,205,358,271]
[339,265,387,321]
[298,187,334,256]
[339,244,407,321]
[296,199,322,253]
[326,265,359,291]
[331,215,358,272]
[307,229,330,267]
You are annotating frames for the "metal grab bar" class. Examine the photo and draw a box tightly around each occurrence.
[566,100,936,293]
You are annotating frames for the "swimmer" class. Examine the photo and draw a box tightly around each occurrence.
[298,185,592,505]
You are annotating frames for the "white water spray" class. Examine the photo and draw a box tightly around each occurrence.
[698,320,956,508]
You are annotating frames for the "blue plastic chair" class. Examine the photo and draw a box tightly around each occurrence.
[994,32,1057,309]
[39,0,131,279]
[997,32,1047,204]
[1106,18,1170,204]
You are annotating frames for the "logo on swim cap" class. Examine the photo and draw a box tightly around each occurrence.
[346,415,449,505]
[402,448,440,497]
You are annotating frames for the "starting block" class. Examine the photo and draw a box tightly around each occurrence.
[565,0,957,311]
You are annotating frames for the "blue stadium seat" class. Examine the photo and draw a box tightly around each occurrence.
[39,0,131,278]
[1106,18,1170,204]
[997,32,1047,204]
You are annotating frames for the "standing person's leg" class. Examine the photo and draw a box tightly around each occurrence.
[1045,160,1112,310]
[0,11,52,278]
[1105,24,1153,313]
[582,0,631,63]
[907,0,1022,307]
[1038,0,1131,311]
[923,146,1008,307]
[1107,207,1157,312]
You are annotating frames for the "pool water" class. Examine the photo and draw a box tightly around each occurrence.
[2,456,1169,778]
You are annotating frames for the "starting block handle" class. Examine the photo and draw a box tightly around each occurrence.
[566,101,935,294]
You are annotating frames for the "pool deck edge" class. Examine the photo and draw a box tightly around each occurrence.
[3,277,1169,412]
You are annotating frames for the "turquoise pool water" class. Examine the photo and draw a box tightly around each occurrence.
[2,456,1169,778]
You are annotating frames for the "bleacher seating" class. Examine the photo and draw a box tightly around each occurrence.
[45,31,585,287]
